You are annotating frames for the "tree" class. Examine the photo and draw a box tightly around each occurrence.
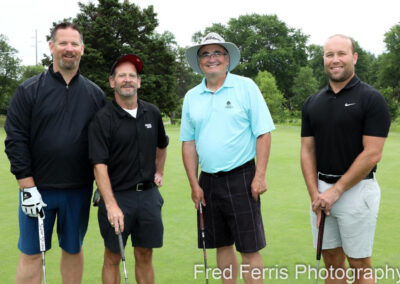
[306,44,327,90]
[193,14,309,104]
[290,67,319,112]
[380,87,400,121]
[254,71,285,121]
[380,23,400,89]
[172,47,202,124]
[0,34,21,113]
[353,41,376,85]
[19,65,46,82]
[43,0,178,116]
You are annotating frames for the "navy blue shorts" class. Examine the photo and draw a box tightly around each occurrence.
[98,187,164,253]
[18,186,93,255]
[198,160,266,253]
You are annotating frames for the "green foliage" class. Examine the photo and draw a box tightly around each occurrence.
[254,70,285,121]
[378,24,400,89]
[306,44,327,90]
[0,34,20,113]
[290,66,319,111]
[19,65,46,82]
[193,14,309,101]
[353,41,378,85]
[380,86,400,121]
[173,47,202,124]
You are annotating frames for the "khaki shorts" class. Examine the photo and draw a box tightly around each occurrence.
[311,176,380,258]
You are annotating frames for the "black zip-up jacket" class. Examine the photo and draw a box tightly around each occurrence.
[4,65,106,190]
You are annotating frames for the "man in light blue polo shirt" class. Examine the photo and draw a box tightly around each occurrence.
[181,32,275,283]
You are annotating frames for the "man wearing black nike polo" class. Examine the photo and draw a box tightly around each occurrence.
[88,54,168,284]
[301,34,390,284]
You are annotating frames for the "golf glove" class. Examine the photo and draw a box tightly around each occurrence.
[21,186,47,218]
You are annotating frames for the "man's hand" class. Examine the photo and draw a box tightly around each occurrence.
[21,186,47,217]
[191,185,205,210]
[251,175,267,201]
[106,203,125,235]
[312,186,343,216]
[154,172,163,187]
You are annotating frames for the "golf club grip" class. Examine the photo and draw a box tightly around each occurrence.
[118,232,126,260]
[316,211,326,260]
[38,216,46,252]
[199,204,205,230]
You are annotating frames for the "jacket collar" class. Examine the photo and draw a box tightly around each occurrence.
[48,64,80,85]
[111,99,147,118]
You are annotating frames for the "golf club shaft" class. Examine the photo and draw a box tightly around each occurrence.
[118,229,129,284]
[199,204,209,284]
[315,210,326,284]
[38,214,47,284]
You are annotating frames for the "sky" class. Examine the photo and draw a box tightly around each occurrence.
[0,0,399,66]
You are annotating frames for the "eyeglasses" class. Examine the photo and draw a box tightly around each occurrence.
[198,51,228,60]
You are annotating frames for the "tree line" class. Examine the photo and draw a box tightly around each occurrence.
[1,0,399,122]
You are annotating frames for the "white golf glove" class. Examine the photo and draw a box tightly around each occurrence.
[21,186,47,218]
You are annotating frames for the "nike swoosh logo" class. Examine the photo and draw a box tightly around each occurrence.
[345,103,356,107]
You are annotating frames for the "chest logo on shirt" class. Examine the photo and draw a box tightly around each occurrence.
[145,123,152,129]
[344,103,356,107]
[225,101,233,109]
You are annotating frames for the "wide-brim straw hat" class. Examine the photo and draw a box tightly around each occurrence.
[186,32,240,74]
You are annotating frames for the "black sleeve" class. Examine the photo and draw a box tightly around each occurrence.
[301,96,314,137]
[156,110,169,149]
[88,110,111,165]
[363,90,391,137]
[4,84,35,179]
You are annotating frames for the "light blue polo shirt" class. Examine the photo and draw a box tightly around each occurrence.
[180,72,275,173]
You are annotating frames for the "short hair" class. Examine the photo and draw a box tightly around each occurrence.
[326,34,356,54]
[50,22,83,44]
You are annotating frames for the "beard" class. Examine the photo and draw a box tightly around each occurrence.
[116,85,136,97]
[57,55,79,71]
[325,66,354,83]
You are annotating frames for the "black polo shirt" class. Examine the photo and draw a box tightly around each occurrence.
[89,100,169,192]
[301,75,390,175]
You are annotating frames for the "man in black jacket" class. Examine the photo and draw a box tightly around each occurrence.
[4,22,105,284]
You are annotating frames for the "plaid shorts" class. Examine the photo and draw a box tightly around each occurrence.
[198,160,266,253]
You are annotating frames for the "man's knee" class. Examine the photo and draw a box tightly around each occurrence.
[322,247,346,268]
[20,252,42,263]
[348,256,372,269]
[134,247,153,263]
[104,247,121,266]
[240,251,263,265]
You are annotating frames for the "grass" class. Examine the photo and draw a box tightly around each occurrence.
[0,124,399,283]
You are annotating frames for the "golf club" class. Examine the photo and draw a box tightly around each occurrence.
[38,210,47,284]
[199,203,209,284]
[117,226,129,284]
[315,210,326,284]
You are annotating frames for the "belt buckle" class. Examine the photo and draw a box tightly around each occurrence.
[136,183,144,191]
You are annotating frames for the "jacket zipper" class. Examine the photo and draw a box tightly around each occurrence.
[64,85,69,112]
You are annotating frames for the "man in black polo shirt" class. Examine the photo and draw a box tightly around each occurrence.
[88,54,168,284]
[301,34,390,283]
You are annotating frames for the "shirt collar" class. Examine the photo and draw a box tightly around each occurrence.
[199,72,235,95]
[327,74,360,94]
[112,99,147,118]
